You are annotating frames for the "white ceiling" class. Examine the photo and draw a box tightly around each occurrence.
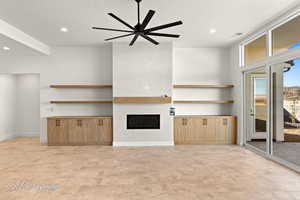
[0,34,44,56]
[0,0,299,48]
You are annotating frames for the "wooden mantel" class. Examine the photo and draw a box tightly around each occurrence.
[113,97,172,104]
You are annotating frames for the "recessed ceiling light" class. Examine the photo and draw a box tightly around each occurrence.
[60,27,68,32]
[3,46,10,51]
[235,32,243,36]
[209,29,216,34]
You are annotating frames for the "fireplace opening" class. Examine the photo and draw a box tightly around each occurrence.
[127,115,160,129]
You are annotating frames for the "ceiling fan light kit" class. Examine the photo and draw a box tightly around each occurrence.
[92,0,183,46]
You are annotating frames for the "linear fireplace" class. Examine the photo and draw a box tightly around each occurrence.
[127,115,160,129]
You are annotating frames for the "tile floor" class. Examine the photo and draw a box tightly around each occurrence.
[1,137,300,200]
[248,141,300,166]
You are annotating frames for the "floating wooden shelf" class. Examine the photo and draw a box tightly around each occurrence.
[50,100,113,104]
[113,97,172,104]
[50,85,112,88]
[173,85,234,88]
[173,100,234,104]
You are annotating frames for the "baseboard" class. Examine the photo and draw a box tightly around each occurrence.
[16,131,40,137]
[0,132,17,142]
[0,131,39,142]
[113,141,174,147]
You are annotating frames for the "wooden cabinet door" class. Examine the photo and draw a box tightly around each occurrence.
[94,118,113,145]
[189,117,205,143]
[68,119,89,145]
[216,117,229,144]
[102,118,113,145]
[231,117,237,144]
[216,117,235,144]
[174,117,192,144]
[202,117,216,144]
[48,119,69,145]
[226,117,234,144]
[85,119,97,145]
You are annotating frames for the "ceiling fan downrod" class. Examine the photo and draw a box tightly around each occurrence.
[136,0,142,25]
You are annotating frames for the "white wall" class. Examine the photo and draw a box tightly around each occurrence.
[229,45,243,145]
[174,48,231,84]
[0,44,235,145]
[0,46,113,143]
[173,48,233,115]
[0,75,17,141]
[113,42,173,146]
[16,74,40,137]
[113,42,172,97]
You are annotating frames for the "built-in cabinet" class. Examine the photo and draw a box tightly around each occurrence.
[174,115,236,145]
[48,116,112,146]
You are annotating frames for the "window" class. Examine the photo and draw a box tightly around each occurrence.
[241,10,300,172]
[273,15,300,55]
[244,35,267,65]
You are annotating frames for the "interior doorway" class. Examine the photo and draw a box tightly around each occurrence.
[0,74,40,142]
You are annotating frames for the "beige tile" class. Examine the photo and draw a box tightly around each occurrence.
[0,137,300,200]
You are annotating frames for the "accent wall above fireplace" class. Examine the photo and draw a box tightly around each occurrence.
[112,42,173,147]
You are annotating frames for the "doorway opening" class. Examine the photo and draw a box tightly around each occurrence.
[0,74,40,142]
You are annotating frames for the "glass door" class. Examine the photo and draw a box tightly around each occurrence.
[270,58,300,167]
[252,76,268,139]
[244,67,268,153]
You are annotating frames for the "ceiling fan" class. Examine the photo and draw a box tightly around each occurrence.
[92,0,183,46]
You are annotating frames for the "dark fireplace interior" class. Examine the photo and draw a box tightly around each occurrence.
[127,115,160,129]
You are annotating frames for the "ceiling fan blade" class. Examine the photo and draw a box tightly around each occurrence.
[146,32,180,38]
[140,10,155,30]
[108,13,135,30]
[92,27,133,33]
[105,33,135,41]
[145,21,183,33]
[129,34,139,46]
[140,34,159,45]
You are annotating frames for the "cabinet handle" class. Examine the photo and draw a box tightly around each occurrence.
[182,118,187,126]
[203,119,207,126]
[223,119,228,126]
[77,120,82,127]
[56,120,60,127]
[98,119,103,126]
